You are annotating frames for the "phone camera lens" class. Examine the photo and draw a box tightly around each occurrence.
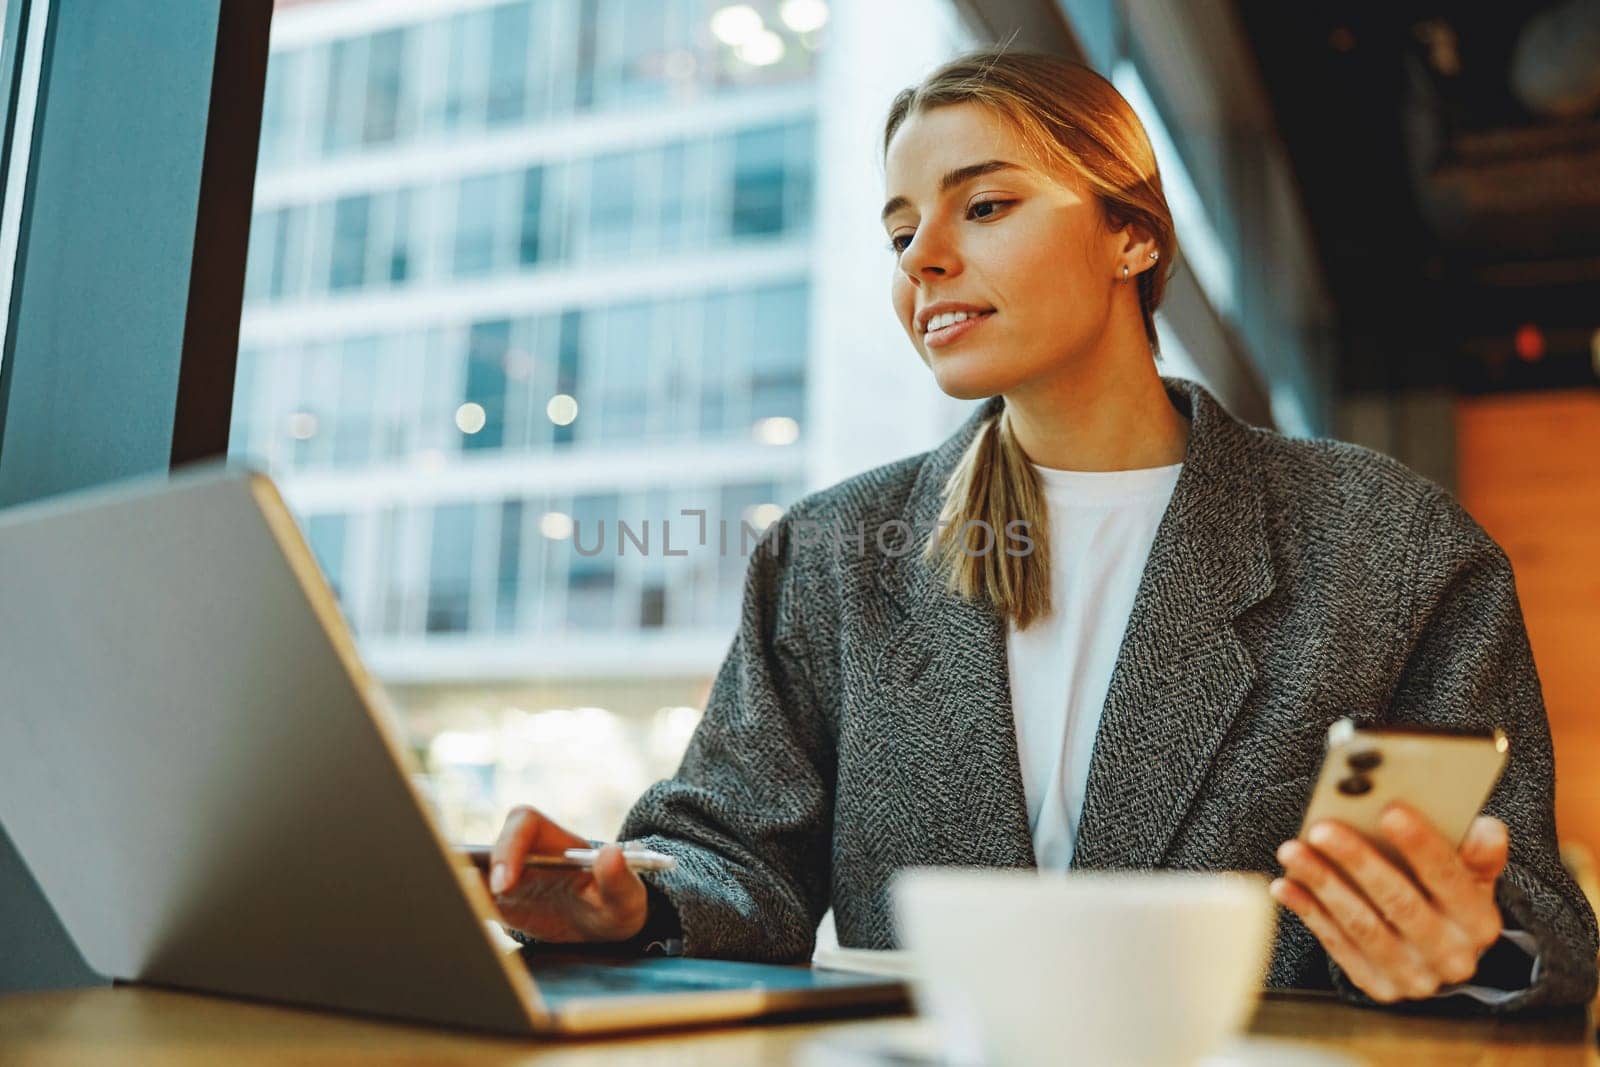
[1337,775,1373,797]
[1346,750,1382,772]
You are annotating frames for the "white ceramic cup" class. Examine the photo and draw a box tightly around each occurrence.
[891,867,1276,1067]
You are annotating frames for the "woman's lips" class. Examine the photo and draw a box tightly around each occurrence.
[924,310,996,348]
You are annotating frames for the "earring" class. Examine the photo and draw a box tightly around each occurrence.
[1149,251,1159,260]
[1121,265,1130,281]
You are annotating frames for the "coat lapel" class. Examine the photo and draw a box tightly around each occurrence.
[1069,380,1275,869]
[871,377,1275,873]
[869,392,1035,869]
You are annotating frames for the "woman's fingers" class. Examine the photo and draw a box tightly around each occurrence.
[1269,876,1403,1003]
[1457,815,1511,882]
[1276,836,1440,998]
[582,843,649,940]
[489,805,588,894]
[484,810,648,943]
[1307,817,1482,983]
[1376,804,1503,958]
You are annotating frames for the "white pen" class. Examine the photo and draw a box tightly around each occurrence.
[465,843,677,874]
[535,847,677,873]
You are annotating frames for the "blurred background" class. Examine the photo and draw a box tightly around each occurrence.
[227,0,1600,853]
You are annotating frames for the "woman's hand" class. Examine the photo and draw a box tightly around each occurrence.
[486,805,649,944]
[1271,801,1509,1003]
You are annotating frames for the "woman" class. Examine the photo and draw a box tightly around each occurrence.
[485,48,1598,1013]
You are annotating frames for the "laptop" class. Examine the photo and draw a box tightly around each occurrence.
[0,462,906,1035]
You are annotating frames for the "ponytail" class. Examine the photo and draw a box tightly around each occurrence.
[923,404,1053,630]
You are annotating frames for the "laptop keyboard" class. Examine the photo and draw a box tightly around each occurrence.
[530,961,761,997]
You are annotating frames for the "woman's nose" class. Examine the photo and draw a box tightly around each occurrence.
[900,231,956,278]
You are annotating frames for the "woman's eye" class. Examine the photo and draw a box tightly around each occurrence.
[885,200,1014,255]
[969,198,1012,219]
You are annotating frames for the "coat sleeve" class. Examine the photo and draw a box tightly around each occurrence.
[1326,486,1599,1013]
[613,508,836,962]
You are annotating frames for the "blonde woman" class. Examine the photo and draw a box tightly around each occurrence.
[485,48,1597,1013]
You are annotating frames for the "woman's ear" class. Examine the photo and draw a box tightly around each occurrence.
[1115,217,1158,262]
[1100,206,1158,275]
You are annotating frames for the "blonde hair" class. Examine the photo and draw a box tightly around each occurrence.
[883,47,1180,630]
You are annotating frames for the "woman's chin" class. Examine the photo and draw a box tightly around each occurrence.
[928,354,1019,401]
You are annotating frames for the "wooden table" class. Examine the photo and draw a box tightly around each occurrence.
[0,985,1593,1065]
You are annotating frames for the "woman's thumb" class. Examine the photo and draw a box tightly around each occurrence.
[1460,815,1510,880]
[591,844,646,920]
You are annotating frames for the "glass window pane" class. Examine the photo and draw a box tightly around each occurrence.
[329,194,371,290]
[731,125,787,238]
[659,140,691,252]
[464,320,510,451]
[243,208,279,303]
[427,503,477,633]
[363,28,406,145]
[585,150,636,260]
[388,188,413,283]
[574,0,599,110]
[274,205,305,299]
[306,514,349,601]
[322,37,365,155]
[566,492,617,628]
[597,302,650,442]
[453,174,500,276]
[750,282,806,422]
[518,166,544,266]
[597,0,668,109]
[496,498,523,632]
[258,49,303,171]
[487,2,531,125]
[334,336,380,465]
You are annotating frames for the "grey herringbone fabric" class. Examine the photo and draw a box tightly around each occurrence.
[617,375,1599,1013]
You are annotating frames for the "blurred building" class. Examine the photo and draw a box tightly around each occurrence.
[229,0,976,842]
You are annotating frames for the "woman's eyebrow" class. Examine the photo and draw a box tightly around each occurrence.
[881,159,1026,224]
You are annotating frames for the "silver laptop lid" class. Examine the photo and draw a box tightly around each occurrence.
[0,463,543,1034]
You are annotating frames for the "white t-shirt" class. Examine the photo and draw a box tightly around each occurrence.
[1005,459,1183,869]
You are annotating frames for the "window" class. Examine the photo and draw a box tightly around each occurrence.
[306,514,349,602]
[453,174,502,277]
[566,493,618,629]
[440,9,492,132]
[487,2,531,125]
[231,0,835,850]
[322,37,364,154]
[463,320,510,451]
[731,125,787,238]
[427,503,477,633]
[518,166,545,267]
[363,28,406,146]
[243,208,280,303]
[328,194,371,291]
[257,49,305,172]
[384,188,414,283]
[585,150,637,260]
[658,139,703,253]
[495,499,525,633]
[333,336,380,465]
[592,302,652,442]
[750,282,808,423]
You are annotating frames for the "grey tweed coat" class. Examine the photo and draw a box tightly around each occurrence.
[617,375,1599,1013]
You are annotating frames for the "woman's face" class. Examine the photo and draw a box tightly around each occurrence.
[884,102,1127,400]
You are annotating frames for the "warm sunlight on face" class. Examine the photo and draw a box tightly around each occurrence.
[883,102,1125,400]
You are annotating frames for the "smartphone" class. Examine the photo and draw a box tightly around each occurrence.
[1298,717,1509,875]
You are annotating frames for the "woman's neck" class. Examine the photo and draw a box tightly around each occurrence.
[1001,361,1191,472]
